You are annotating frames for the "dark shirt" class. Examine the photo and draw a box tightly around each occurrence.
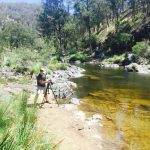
[37,73,46,87]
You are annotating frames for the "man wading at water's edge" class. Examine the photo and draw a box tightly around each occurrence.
[34,68,53,104]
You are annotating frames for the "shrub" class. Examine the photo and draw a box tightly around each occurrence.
[17,76,32,84]
[47,58,68,71]
[29,63,42,74]
[132,41,150,57]
[112,32,132,45]
[69,53,89,63]
[104,32,133,55]
[48,63,67,71]
[104,54,125,64]
[119,20,132,32]
[132,41,150,63]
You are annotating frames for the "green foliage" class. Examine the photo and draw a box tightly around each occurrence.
[48,63,67,71]
[0,91,54,150]
[48,58,68,71]
[38,0,69,50]
[1,22,37,48]
[69,52,89,63]
[132,41,150,57]
[112,33,132,45]
[33,38,47,50]
[119,21,132,32]
[17,76,32,84]
[5,48,40,73]
[104,54,126,64]
[105,32,133,55]
[29,63,42,74]
[130,13,145,29]
[132,41,150,63]
[50,59,58,65]
[0,49,3,67]
[0,0,150,66]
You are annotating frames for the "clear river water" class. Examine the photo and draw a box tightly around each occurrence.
[72,64,150,150]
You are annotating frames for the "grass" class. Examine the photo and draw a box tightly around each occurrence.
[48,63,68,71]
[103,54,126,64]
[17,76,32,84]
[0,91,56,150]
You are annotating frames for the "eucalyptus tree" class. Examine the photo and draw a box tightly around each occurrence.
[38,0,69,52]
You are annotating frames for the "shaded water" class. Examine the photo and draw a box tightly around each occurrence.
[72,64,150,150]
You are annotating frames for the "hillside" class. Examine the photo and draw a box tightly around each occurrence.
[0,3,41,28]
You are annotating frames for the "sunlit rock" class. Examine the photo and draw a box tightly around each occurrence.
[92,114,103,120]
[71,98,80,105]
[73,110,86,121]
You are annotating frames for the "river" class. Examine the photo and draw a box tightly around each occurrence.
[72,64,150,150]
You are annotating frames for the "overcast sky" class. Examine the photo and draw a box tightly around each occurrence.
[0,0,42,3]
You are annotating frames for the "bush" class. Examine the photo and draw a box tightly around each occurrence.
[112,32,132,45]
[48,63,67,71]
[29,63,42,74]
[104,54,126,64]
[17,76,32,84]
[119,20,132,32]
[69,52,89,63]
[132,41,150,57]
[1,22,37,48]
[132,41,150,64]
[5,48,41,73]
[48,58,68,71]
[104,32,133,55]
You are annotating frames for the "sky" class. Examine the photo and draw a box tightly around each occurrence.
[0,0,42,3]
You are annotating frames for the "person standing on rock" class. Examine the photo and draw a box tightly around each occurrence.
[34,68,52,105]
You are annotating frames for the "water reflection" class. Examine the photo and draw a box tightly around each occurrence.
[72,64,150,150]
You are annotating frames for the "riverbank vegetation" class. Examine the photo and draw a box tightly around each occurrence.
[0,91,55,149]
[0,1,150,149]
[0,0,150,74]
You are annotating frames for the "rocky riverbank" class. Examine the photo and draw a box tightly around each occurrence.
[0,64,107,150]
[125,63,150,74]
[0,65,84,101]
[98,61,150,74]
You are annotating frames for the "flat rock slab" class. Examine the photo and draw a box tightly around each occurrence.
[37,103,102,150]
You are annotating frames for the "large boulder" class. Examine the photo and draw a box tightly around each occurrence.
[48,65,84,100]
[125,63,150,74]
[125,63,138,72]
[123,53,134,65]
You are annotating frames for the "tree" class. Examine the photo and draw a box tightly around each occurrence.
[38,0,69,52]
[1,22,36,49]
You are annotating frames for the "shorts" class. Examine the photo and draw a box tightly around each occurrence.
[36,86,46,96]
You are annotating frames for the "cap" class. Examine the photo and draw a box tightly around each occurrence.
[40,68,45,72]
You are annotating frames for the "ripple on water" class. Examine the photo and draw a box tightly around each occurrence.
[73,65,150,150]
